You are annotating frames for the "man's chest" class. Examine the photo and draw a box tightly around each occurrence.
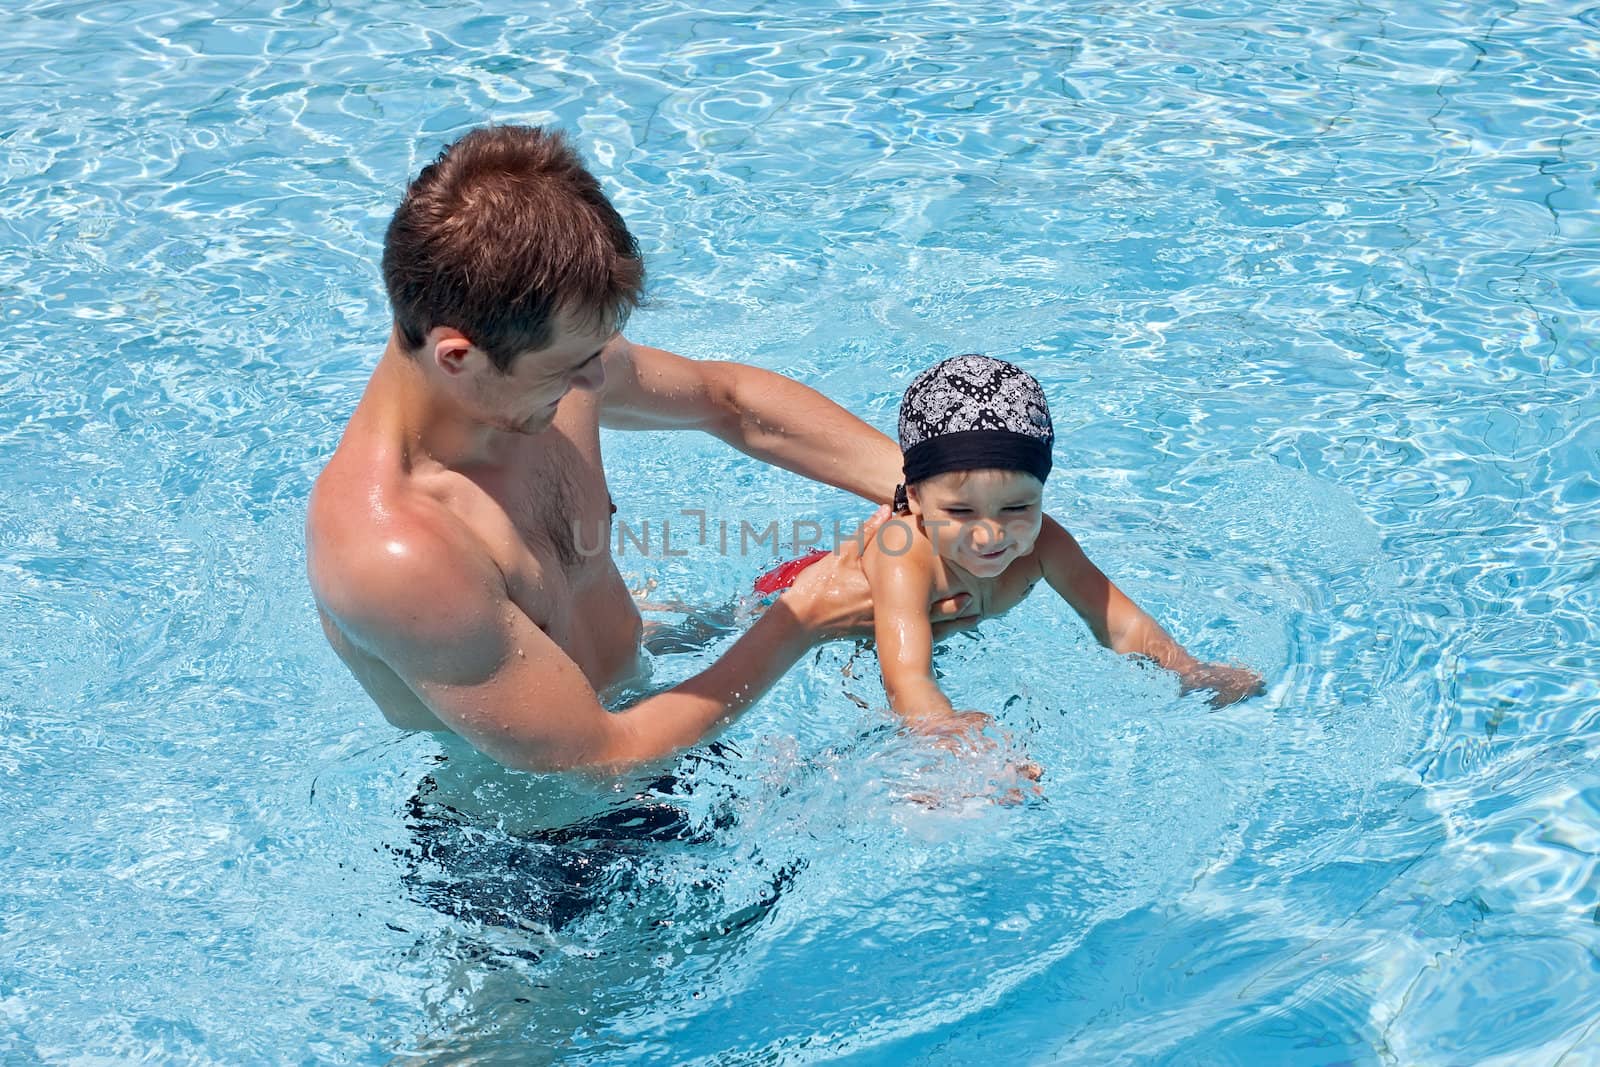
[486,424,641,692]
[498,441,611,570]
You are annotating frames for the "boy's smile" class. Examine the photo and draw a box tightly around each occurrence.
[906,469,1045,578]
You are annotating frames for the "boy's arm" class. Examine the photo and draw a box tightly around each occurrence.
[1033,515,1197,670]
[861,528,962,726]
[863,525,1040,789]
[597,337,902,503]
[1034,516,1262,705]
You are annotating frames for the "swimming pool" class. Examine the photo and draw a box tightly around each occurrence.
[3,0,1597,1061]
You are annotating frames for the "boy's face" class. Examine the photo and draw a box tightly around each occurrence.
[907,469,1044,578]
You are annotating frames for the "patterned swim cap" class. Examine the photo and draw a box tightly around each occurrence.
[897,354,1054,486]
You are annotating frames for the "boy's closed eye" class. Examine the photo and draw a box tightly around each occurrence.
[937,505,1034,518]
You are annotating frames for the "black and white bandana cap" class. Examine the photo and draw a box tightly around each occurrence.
[897,354,1055,487]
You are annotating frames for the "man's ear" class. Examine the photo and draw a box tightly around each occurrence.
[429,328,475,376]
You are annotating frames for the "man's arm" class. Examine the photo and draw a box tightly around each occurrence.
[597,337,902,503]
[311,509,918,773]
[1034,515,1263,705]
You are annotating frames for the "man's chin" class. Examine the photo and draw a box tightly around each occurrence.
[507,410,558,435]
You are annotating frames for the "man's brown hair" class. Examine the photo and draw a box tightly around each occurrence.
[382,125,644,371]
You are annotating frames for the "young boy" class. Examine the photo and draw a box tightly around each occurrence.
[758,355,1263,739]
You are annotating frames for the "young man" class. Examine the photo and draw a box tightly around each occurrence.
[307,124,965,774]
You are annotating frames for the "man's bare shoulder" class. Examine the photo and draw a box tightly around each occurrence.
[306,447,505,655]
[595,334,730,431]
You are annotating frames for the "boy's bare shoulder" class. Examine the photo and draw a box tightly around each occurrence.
[861,511,937,577]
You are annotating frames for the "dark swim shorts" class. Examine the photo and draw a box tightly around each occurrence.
[396,755,796,937]
[398,772,704,932]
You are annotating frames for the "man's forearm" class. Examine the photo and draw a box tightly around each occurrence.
[597,603,814,768]
[715,364,902,503]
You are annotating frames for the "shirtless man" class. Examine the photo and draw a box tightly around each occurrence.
[306,125,959,775]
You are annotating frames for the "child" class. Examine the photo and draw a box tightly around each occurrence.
[759,354,1262,738]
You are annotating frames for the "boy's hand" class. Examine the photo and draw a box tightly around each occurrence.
[1179,662,1265,708]
[907,708,994,746]
[907,709,1045,788]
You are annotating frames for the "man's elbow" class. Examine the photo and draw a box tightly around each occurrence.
[717,369,773,446]
[455,718,610,776]
[578,713,688,776]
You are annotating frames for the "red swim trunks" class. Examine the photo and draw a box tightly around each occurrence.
[752,549,830,596]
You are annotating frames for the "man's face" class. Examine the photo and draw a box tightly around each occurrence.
[907,469,1045,578]
[470,316,617,435]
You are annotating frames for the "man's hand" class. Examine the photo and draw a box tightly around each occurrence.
[780,507,973,641]
[1179,662,1265,708]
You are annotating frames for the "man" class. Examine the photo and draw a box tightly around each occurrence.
[307,124,963,774]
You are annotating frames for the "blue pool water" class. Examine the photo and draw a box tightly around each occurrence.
[3,0,1598,1062]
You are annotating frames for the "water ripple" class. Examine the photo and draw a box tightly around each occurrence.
[2,0,1598,1061]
